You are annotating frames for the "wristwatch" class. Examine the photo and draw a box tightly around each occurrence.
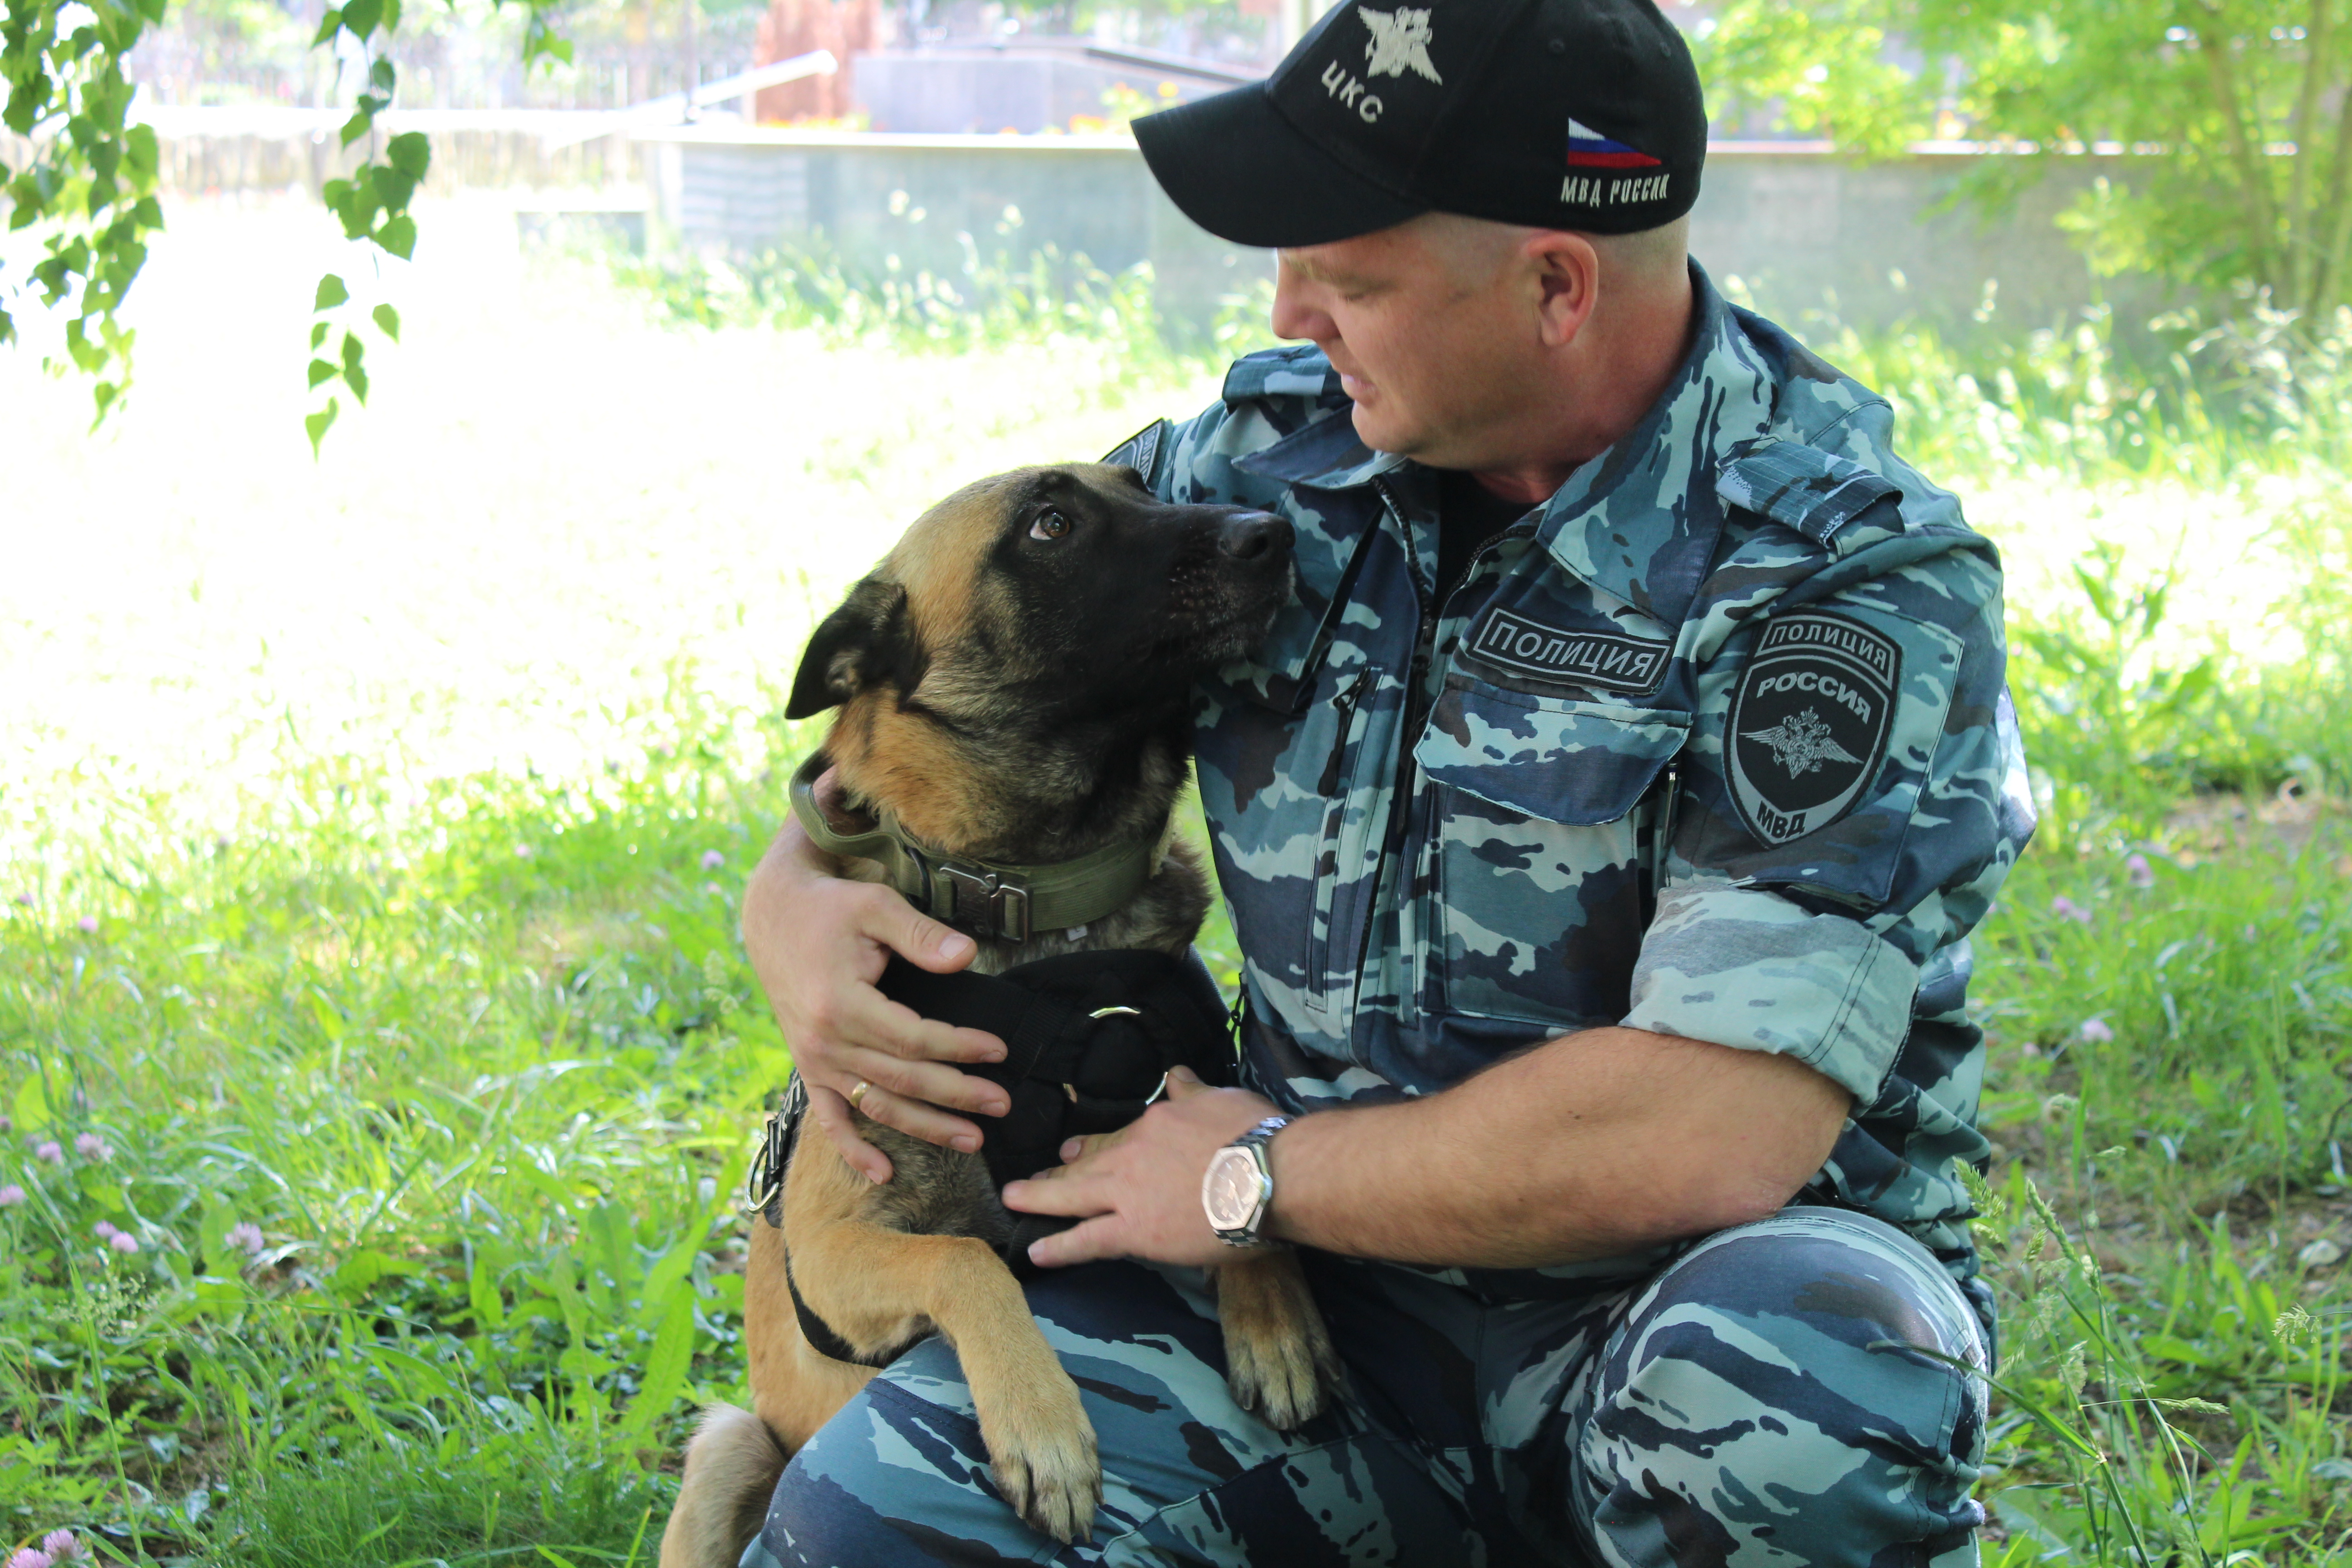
[1201,1115,1293,1247]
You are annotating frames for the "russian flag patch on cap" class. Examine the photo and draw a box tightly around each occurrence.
[1566,117,1662,169]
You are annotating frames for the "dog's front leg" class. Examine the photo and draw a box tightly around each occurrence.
[1215,1250,1343,1430]
[790,1216,1102,1544]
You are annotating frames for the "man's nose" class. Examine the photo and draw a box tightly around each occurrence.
[1269,260,1335,345]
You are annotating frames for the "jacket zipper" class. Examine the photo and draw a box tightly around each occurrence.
[1353,477,1437,995]
[1317,667,1374,795]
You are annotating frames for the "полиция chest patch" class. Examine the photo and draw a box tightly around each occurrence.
[1729,612,1901,845]
[1464,608,1669,696]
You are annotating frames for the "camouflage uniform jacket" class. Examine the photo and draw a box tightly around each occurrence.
[1116,266,2035,1313]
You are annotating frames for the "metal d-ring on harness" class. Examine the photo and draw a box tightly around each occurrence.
[739,952,1238,1370]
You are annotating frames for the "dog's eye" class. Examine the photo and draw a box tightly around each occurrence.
[1029,511,1072,542]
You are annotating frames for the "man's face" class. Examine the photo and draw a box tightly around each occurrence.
[1269,223,1542,467]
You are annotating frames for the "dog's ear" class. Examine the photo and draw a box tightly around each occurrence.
[785,577,927,720]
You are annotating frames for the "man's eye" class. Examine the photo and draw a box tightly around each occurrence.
[1029,511,1072,541]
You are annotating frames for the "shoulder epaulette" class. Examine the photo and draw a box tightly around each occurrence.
[1220,345,1345,406]
[1716,436,1902,549]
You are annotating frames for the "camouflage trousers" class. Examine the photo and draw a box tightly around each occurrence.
[744,1207,1989,1567]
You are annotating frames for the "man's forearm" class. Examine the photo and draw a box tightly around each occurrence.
[1263,1026,1850,1268]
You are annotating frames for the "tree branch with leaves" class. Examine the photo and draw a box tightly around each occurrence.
[2,0,571,443]
[1695,0,2352,320]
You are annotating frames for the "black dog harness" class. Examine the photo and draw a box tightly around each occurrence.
[744,948,1237,1367]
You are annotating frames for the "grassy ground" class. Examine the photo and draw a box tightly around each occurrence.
[5,199,2352,1563]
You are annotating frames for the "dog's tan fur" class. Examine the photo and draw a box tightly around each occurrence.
[660,466,1338,1568]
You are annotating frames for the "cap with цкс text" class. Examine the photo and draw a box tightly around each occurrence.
[1133,0,1707,249]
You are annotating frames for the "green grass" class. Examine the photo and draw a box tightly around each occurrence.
[7,207,2352,1562]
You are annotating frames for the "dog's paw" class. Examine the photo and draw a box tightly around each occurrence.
[1218,1252,1344,1431]
[976,1364,1101,1543]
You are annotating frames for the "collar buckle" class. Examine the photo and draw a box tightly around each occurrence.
[934,862,1032,943]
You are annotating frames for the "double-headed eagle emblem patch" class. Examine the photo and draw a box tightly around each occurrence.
[1357,7,1442,83]
[1741,708,1864,779]
[1727,612,1902,846]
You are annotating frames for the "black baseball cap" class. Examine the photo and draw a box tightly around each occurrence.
[1134,0,1706,247]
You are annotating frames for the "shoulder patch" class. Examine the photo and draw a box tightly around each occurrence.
[1728,611,1900,845]
[1100,418,1171,491]
[1717,436,1901,547]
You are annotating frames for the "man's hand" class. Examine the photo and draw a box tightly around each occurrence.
[741,806,1009,1184]
[1001,1069,1277,1269]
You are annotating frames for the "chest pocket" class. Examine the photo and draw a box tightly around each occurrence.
[1413,676,1688,1032]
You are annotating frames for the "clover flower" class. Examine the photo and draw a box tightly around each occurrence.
[0,1184,24,1207]
[8,1546,55,1568]
[701,849,727,871]
[2051,896,2093,925]
[93,1220,119,1241]
[2079,1017,2115,1044]
[2124,853,2155,888]
[42,1530,85,1561]
[228,1221,266,1257]
[74,1133,112,1162]
[75,916,97,933]
[33,1140,63,1166]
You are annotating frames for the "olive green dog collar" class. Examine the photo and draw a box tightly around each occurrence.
[788,752,1161,942]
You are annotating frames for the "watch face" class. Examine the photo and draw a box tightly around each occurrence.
[1204,1148,1262,1232]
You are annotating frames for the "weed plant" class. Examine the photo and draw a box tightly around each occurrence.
[10,264,2352,1562]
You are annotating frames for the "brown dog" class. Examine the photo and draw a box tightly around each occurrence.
[660,464,1342,1565]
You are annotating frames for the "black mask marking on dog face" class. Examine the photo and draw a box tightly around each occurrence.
[980,467,1294,714]
[785,465,1294,724]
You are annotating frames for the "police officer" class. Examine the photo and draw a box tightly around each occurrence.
[738,0,2035,1561]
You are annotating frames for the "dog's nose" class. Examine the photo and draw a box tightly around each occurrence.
[1217,512,1293,561]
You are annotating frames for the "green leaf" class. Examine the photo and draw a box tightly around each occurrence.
[368,57,396,93]
[341,329,364,372]
[341,0,383,37]
[307,358,338,389]
[345,361,369,405]
[377,213,416,260]
[338,108,375,149]
[371,303,400,341]
[312,274,348,312]
[616,1289,695,1451]
[311,6,343,44]
[385,130,431,180]
[305,397,339,458]
[311,321,329,349]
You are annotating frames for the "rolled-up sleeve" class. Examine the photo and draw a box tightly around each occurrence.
[1624,882,1924,1100]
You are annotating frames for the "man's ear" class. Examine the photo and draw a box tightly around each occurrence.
[1529,231,1601,349]
[784,577,926,720]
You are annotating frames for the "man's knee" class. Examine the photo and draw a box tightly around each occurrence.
[1578,1208,1988,1567]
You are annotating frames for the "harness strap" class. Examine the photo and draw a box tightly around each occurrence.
[789,752,1164,942]
[751,1076,910,1370]
[743,949,1237,1370]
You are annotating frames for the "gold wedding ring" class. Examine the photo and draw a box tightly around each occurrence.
[848,1079,874,1113]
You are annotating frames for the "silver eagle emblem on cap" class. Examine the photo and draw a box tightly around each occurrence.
[1358,6,1442,83]
[1741,708,1863,778]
